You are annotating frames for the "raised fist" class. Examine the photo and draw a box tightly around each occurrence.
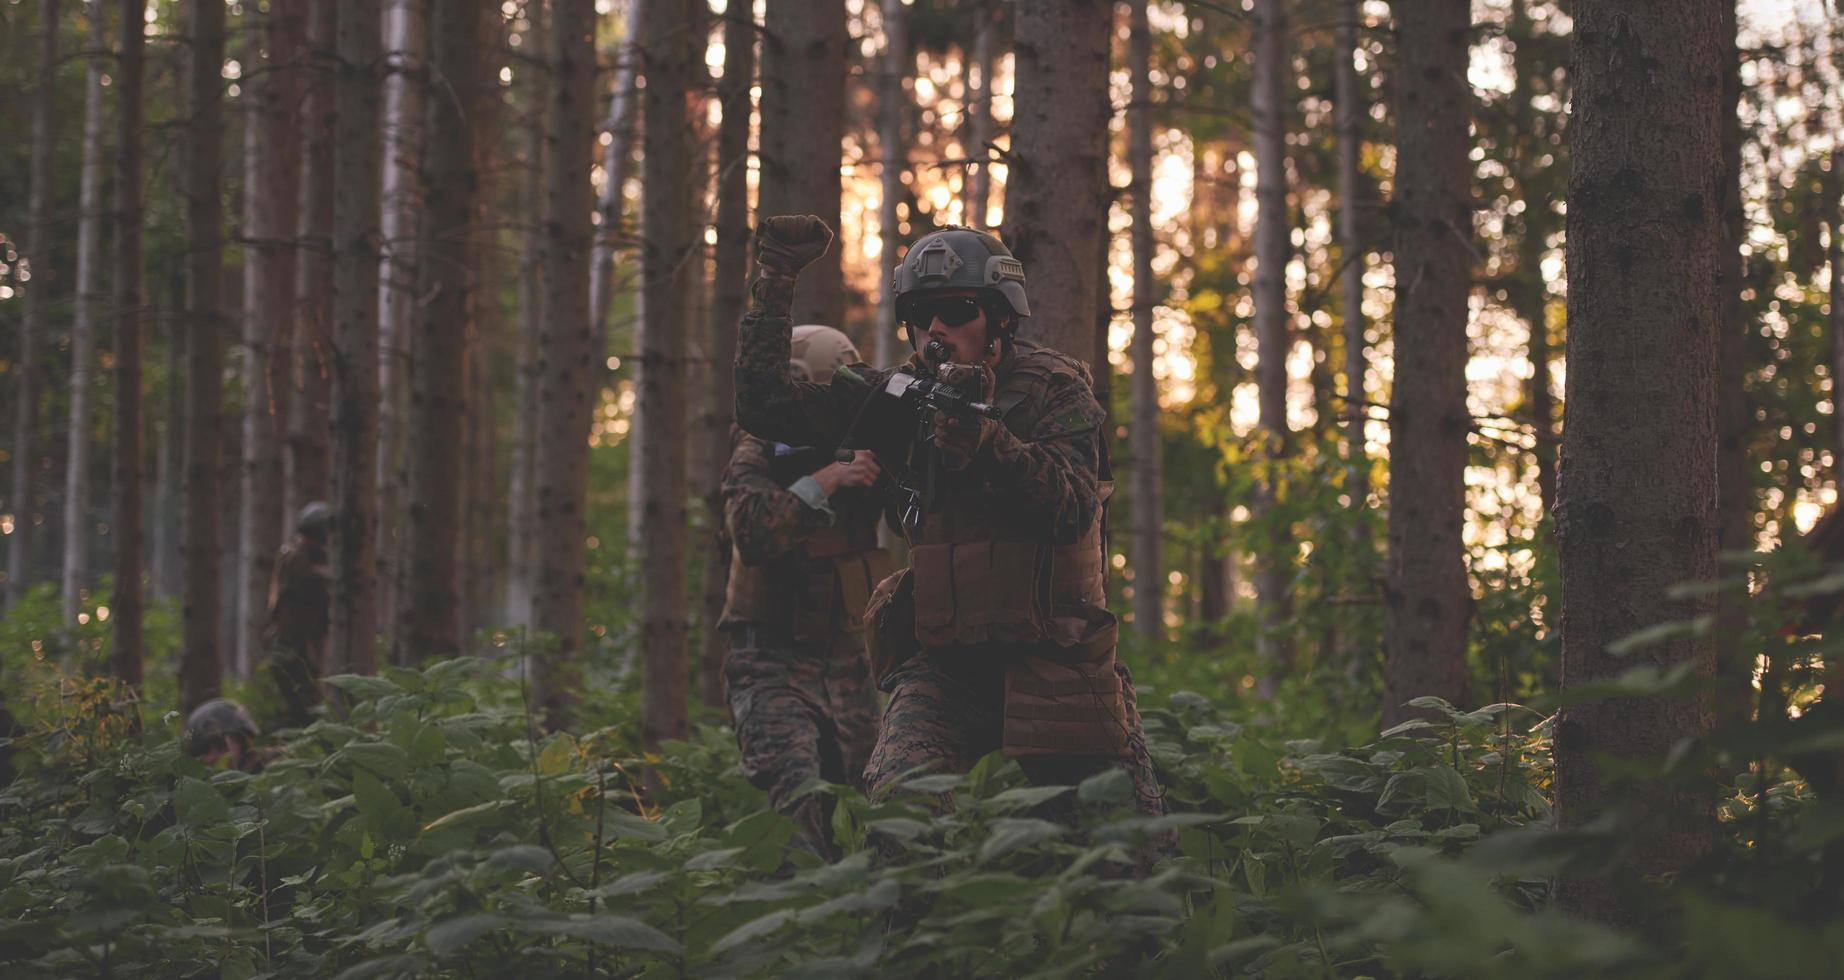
[754,214,835,277]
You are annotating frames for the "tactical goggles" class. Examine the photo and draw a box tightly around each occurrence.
[905,296,986,328]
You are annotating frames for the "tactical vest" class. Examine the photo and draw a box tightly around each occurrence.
[867,343,1130,759]
[721,453,892,644]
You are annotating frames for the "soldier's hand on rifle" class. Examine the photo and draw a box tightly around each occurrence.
[931,363,998,471]
[813,450,882,496]
[754,215,835,278]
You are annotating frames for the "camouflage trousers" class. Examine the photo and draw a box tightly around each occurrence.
[259,641,323,732]
[863,653,1166,818]
[724,625,882,859]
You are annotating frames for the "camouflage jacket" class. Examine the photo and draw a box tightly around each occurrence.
[264,538,330,652]
[734,292,1104,545]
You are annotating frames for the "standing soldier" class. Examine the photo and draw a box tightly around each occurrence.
[721,325,891,859]
[261,502,332,729]
[734,216,1164,819]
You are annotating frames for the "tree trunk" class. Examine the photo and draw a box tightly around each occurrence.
[7,0,59,612]
[1832,146,1844,475]
[1554,0,1722,926]
[589,0,645,350]
[506,0,546,627]
[290,1,337,518]
[757,0,846,329]
[1714,0,1753,732]
[397,0,481,665]
[330,0,382,678]
[62,3,108,624]
[241,0,305,678]
[529,0,598,725]
[636,0,703,747]
[1001,0,1111,366]
[1127,0,1161,641]
[112,0,148,687]
[1508,0,1556,518]
[700,1,755,707]
[1335,0,1369,516]
[181,0,229,712]
[463,0,505,641]
[1381,0,1473,726]
[154,272,186,600]
[963,1,997,227]
[1250,0,1294,676]
[876,0,908,368]
[376,0,429,640]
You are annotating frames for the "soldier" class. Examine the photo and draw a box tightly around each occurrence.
[261,502,332,730]
[733,216,1164,820]
[182,698,262,770]
[721,325,892,860]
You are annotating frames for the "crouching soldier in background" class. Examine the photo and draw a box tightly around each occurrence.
[261,502,332,730]
[182,698,264,771]
[719,325,894,861]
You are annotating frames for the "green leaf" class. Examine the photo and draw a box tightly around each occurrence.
[895,774,965,795]
[410,723,447,767]
[984,785,1073,811]
[599,809,668,842]
[866,817,930,841]
[324,674,404,702]
[485,845,554,874]
[1403,696,1464,719]
[1606,616,1712,657]
[352,768,405,829]
[174,777,230,828]
[1424,765,1475,812]
[979,818,1064,862]
[425,914,507,956]
[710,908,797,956]
[421,799,513,833]
[517,914,680,954]
[684,847,743,871]
[535,734,576,776]
[342,741,410,779]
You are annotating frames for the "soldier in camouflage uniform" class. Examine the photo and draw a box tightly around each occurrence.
[261,502,332,730]
[721,325,893,859]
[733,216,1164,819]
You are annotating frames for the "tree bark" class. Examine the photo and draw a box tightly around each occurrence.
[589,0,645,351]
[1381,0,1474,726]
[397,0,482,665]
[876,0,908,368]
[506,0,546,627]
[1250,0,1294,676]
[1335,0,1369,516]
[529,0,598,725]
[290,0,337,518]
[1714,0,1753,732]
[1554,0,1722,926]
[63,3,108,624]
[112,0,148,687]
[154,271,186,600]
[1127,0,1161,640]
[1508,0,1556,518]
[1001,0,1111,366]
[636,0,703,746]
[963,1,997,227]
[1832,146,1844,476]
[757,0,847,329]
[7,0,59,612]
[376,0,429,641]
[330,0,382,678]
[240,0,305,677]
[181,0,229,712]
[699,1,755,708]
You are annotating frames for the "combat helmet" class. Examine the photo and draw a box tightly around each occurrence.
[789,325,860,385]
[892,226,1030,336]
[296,501,332,543]
[183,698,260,757]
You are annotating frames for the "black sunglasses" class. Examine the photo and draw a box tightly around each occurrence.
[907,296,986,328]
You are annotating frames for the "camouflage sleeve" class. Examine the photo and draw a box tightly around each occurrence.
[733,273,887,447]
[976,375,1104,545]
[723,432,835,566]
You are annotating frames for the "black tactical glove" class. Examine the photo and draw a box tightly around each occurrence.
[931,362,999,471]
[750,215,833,315]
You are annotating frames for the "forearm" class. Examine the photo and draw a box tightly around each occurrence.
[978,428,1101,545]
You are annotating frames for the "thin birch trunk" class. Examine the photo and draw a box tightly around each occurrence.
[181,0,229,712]
[330,0,382,678]
[7,0,59,611]
[1127,0,1161,641]
[530,0,598,725]
[876,0,908,368]
[1250,0,1294,677]
[589,0,644,350]
[63,3,108,624]
[376,0,429,639]
[240,0,305,677]
[1335,0,1369,517]
[964,3,996,226]
[112,0,148,686]
[506,0,546,627]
